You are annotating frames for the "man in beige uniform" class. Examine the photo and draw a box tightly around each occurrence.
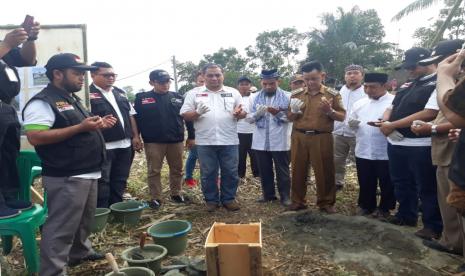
[288,61,345,213]
[411,39,465,253]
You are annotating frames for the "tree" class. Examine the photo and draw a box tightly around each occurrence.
[246,27,306,77]
[306,6,394,82]
[122,85,135,102]
[392,0,464,47]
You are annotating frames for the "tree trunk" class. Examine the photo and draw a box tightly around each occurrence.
[429,0,463,47]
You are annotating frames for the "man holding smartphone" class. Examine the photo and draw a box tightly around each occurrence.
[0,17,40,218]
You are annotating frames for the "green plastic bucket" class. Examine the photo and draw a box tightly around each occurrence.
[121,244,167,274]
[105,267,155,276]
[147,220,192,256]
[90,208,111,233]
[109,200,147,226]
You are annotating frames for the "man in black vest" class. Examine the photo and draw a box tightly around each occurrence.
[23,53,116,276]
[0,21,40,218]
[89,62,140,208]
[134,69,194,209]
[379,47,442,240]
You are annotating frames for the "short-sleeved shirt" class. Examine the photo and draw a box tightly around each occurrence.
[445,77,465,118]
[290,85,345,132]
[180,85,244,145]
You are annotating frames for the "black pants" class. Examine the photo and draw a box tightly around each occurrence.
[238,133,259,178]
[0,103,20,206]
[255,150,290,200]
[355,157,395,212]
[97,146,133,208]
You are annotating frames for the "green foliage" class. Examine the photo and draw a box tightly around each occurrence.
[246,27,306,77]
[391,0,440,21]
[306,6,394,82]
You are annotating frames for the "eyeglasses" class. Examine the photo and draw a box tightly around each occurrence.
[97,73,118,79]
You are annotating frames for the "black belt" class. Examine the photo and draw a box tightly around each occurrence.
[295,129,329,135]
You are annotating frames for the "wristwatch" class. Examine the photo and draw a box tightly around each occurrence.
[326,109,335,116]
[431,124,437,135]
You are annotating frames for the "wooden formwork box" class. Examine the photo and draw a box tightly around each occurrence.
[205,222,262,276]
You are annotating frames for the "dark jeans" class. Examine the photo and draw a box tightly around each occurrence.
[355,157,395,212]
[238,133,259,178]
[0,103,20,206]
[388,144,442,233]
[97,146,133,208]
[184,145,198,180]
[255,150,290,200]
[197,145,239,204]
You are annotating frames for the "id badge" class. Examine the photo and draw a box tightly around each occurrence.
[5,67,18,82]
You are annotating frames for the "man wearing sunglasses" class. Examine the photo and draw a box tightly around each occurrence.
[89,62,140,208]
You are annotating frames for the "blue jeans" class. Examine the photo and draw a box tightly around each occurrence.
[197,145,239,204]
[388,144,442,233]
[184,146,198,180]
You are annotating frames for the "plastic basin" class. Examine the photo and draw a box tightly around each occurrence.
[90,208,111,233]
[105,266,155,276]
[121,244,167,273]
[109,201,147,227]
[147,220,192,256]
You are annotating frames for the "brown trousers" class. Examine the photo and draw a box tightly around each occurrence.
[291,132,336,207]
[437,166,463,252]
[144,142,183,199]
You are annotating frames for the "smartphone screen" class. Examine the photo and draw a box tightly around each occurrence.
[22,15,34,34]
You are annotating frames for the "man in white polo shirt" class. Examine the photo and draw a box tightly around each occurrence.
[333,64,366,191]
[180,63,246,212]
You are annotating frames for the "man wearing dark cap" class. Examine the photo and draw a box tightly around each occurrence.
[247,69,291,206]
[0,19,40,218]
[333,64,366,191]
[412,40,465,255]
[23,53,117,275]
[379,47,442,240]
[134,69,194,209]
[348,73,395,217]
[236,76,259,179]
[89,62,140,208]
[288,61,346,213]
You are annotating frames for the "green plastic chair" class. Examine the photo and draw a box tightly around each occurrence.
[0,150,47,274]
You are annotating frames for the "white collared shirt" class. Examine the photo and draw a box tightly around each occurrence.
[247,91,291,151]
[92,85,136,150]
[333,85,367,137]
[180,85,244,145]
[237,95,255,134]
[351,93,394,160]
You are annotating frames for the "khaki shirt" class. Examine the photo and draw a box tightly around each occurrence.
[291,85,345,132]
[445,77,465,119]
[431,111,456,166]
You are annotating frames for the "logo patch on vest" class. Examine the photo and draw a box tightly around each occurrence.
[196,93,208,97]
[141,97,156,104]
[220,93,233,97]
[89,93,102,99]
[56,101,74,112]
[171,98,183,104]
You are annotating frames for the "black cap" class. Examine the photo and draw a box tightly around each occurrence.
[395,47,431,70]
[45,53,97,72]
[149,69,173,82]
[418,39,465,66]
[237,76,252,83]
[260,69,280,79]
[364,72,388,84]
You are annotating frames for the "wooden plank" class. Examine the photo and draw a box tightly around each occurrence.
[249,245,263,276]
[218,244,250,276]
[214,225,260,243]
[206,245,219,276]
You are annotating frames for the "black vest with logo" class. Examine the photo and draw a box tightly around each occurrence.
[389,74,437,138]
[23,84,105,177]
[89,84,133,143]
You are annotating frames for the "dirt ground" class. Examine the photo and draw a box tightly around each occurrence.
[3,154,464,275]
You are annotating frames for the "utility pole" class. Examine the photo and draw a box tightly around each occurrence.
[172,55,178,92]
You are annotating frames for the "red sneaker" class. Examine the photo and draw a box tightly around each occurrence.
[185,178,197,187]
